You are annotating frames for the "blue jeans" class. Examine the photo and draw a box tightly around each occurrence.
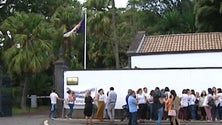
[130,112,138,125]
[189,105,196,120]
[50,104,56,118]
[67,103,74,118]
[149,103,154,120]
[156,107,163,125]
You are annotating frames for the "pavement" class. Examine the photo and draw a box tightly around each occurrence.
[1,114,222,125]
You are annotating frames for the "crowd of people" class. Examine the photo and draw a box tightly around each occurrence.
[49,86,222,125]
[124,86,222,125]
[49,87,117,125]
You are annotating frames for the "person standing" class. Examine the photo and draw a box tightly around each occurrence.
[153,87,164,125]
[211,86,218,121]
[203,88,213,121]
[128,90,138,125]
[179,89,189,121]
[136,88,147,123]
[107,87,117,123]
[170,90,181,125]
[84,90,94,125]
[148,90,155,121]
[163,87,171,120]
[188,89,197,120]
[143,87,149,120]
[95,88,106,121]
[49,89,63,119]
[66,91,76,119]
[165,94,173,123]
[217,88,222,120]
[125,89,133,124]
[198,90,207,120]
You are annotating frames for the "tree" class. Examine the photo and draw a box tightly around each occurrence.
[50,4,83,69]
[160,10,183,34]
[85,0,121,69]
[0,12,58,109]
[135,0,183,15]
[110,0,120,69]
[85,0,112,68]
[195,0,222,32]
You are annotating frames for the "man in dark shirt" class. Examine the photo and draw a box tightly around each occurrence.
[153,87,165,125]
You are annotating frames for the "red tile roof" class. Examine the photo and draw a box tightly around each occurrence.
[127,32,222,55]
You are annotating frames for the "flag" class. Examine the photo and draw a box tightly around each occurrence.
[77,18,85,33]
[63,18,85,37]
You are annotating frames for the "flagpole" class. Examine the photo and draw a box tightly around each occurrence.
[84,8,87,70]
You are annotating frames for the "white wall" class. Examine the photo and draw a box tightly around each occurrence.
[131,52,222,68]
[64,69,222,109]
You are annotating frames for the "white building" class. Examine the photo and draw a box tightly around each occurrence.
[64,32,222,110]
[126,32,222,95]
[127,31,222,69]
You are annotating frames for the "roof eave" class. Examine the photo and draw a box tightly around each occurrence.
[128,49,222,56]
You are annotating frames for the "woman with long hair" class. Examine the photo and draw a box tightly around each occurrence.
[95,88,106,121]
[169,90,181,125]
[84,90,94,125]
[198,90,207,120]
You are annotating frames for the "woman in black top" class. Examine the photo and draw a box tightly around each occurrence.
[84,90,93,124]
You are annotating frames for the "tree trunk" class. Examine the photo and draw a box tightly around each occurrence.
[111,0,120,69]
[20,73,28,110]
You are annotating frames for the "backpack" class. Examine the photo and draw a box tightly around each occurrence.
[208,97,215,107]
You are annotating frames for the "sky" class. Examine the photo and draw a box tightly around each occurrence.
[78,0,128,8]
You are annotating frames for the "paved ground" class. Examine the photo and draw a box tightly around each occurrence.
[1,115,222,125]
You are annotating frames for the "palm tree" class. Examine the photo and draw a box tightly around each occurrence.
[50,4,83,68]
[86,0,121,68]
[0,12,58,109]
[86,0,111,37]
[110,0,120,69]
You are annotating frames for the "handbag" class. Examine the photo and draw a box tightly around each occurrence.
[168,109,176,116]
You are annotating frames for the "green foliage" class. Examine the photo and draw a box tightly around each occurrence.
[87,35,114,68]
[195,0,222,32]
[0,12,60,109]
[28,73,52,95]
[85,0,118,68]
[161,10,182,34]
[12,87,23,107]
[50,4,83,69]
[51,4,82,29]
[1,12,58,75]
[88,11,112,37]
[84,0,109,11]
[10,0,68,16]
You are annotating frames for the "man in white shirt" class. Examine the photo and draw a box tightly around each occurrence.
[49,89,63,119]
